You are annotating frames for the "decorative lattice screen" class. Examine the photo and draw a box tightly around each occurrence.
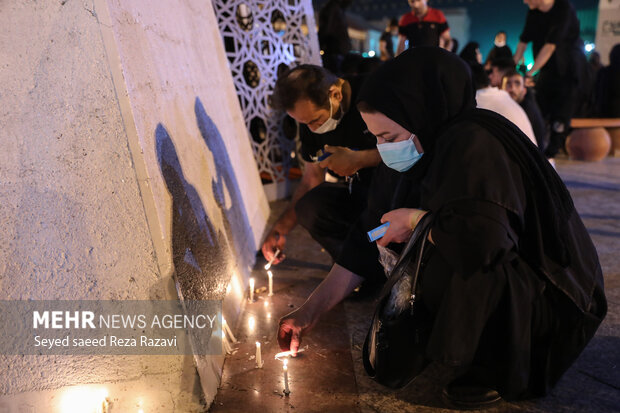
[212,0,321,197]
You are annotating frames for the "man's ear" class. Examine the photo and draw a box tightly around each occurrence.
[330,85,343,102]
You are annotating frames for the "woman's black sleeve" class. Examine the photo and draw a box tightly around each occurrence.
[431,199,519,278]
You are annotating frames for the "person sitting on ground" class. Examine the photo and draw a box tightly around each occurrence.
[262,65,382,279]
[502,68,548,151]
[471,63,537,146]
[488,56,515,88]
[380,18,399,61]
[396,0,452,55]
[485,31,513,69]
[459,41,482,66]
[277,47,606,409]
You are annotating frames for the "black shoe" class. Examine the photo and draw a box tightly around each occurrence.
[442,373,501,410]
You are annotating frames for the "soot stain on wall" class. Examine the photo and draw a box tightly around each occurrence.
[156,124,234,301]
[194,97,255,270]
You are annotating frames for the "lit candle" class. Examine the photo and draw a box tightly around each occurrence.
[264,248,281,270]
[222,318,237,343]
[283,358,290,395]
[267,270,274,296]
[248,316,255,332]
[249,278,255,302]
[255,342,263,368]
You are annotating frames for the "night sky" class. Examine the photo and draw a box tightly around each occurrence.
[314,0,600,60]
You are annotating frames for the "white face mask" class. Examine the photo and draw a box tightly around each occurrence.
[313,98,341,134]
[495,39,506,48]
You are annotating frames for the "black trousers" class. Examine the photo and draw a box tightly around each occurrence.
[535,69,578,158]
[295,181,368,261]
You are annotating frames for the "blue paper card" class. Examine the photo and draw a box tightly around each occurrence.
[367,222,390,242]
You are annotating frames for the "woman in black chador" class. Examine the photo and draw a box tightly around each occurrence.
[277,47,606,408]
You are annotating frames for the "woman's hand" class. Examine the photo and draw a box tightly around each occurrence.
[277,308,315,356]
[377,208,427,247]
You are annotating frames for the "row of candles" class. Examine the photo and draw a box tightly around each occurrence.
[222,249,292,394]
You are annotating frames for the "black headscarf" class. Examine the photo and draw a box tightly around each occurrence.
[459,41,481,66]
[357,47,476,153]
[357,47,575,267]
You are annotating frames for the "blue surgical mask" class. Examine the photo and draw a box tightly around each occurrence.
[377,134,423,172]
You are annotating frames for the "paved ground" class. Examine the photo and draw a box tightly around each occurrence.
[210,157,620,413]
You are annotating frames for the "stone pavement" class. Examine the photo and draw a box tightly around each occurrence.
[210,157,620,413]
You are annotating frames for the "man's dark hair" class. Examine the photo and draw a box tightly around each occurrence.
[496,30,507,37]
[490,57,515,72]
[389,18,398,27]
[470,63,490,90]
[502,68,523,82]
[271,64,339,111]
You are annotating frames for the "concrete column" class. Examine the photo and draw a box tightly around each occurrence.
[0,0,268,410]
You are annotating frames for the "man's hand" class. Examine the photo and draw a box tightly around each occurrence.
[318,145,361,176]
[277,308,313,356]
[377,208,427,247]
[261,230,287,265]
[525,73,536,87]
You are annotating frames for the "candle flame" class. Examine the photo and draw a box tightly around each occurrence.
[274,345,308,360]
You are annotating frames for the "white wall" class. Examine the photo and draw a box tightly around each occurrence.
[0,0,269,410]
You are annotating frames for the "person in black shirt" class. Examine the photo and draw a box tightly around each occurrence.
[502,69,549,151]
[262,65,381,272]
[379,18,399,61]
[514,0,588,158]
[485,31,513,70]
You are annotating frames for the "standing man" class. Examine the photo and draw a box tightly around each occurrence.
[514,0,588,159]
[396,0,452,55]
[502,69,548,152]
[318,0,352,75]
[379,18,399,61]
[262,65,381,272]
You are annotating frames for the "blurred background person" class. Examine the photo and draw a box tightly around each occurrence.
[485,31,513,69]
[318,0,352,75]
[471,63,538,147]
[502,69,548,152]
[450,37,459,54]
[459,41,483,66]
[595,44,620,117]
[396,0,452,55]
[380,18,399,61]
[488,57,516,88]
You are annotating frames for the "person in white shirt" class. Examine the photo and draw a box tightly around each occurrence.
[471,64,537,146]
